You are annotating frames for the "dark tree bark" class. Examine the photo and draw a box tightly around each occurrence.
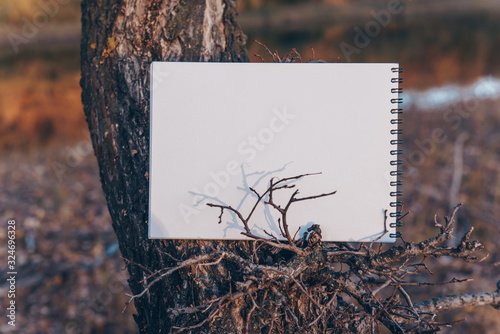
[81,1,500,333]
[80,1,250,333]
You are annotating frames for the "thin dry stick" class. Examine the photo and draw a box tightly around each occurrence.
[244,293,259,334]
[254,40,276,62]
[207,173,335,256]
[123,253,225,312]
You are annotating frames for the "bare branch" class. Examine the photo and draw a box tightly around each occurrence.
[291,190,337,203]
[240,232,307,256]
[414,284,500,315]
[123,253,225,312]
[371,204,474,267]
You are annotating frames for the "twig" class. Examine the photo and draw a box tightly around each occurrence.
[414,287,500,314]
[370,209,389,248]
[254,40,276,62]
[245,293,259,334]
[207,173,333,256]
[123,253,225,313]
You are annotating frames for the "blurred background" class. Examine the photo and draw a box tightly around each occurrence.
[0,0,499,332]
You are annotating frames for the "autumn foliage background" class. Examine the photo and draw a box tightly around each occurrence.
[0,0,500,333]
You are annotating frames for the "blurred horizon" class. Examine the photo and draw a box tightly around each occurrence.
[1,0,500,151]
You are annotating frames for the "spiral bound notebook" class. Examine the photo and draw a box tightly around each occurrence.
[149,62,403,242]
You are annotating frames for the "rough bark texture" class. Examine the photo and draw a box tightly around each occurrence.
[81,1,500,333]
[81,1,250,333]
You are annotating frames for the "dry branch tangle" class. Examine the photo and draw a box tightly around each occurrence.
[129,174,498,333]
[207,173,336,256]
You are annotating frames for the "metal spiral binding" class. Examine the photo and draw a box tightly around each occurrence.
[390,67,403,238]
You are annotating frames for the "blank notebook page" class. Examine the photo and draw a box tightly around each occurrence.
[149,62,401,242]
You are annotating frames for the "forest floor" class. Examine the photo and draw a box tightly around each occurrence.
[0,147,137,333]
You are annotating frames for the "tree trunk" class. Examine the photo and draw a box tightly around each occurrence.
[80,1,253,333]
[80,1,500,333]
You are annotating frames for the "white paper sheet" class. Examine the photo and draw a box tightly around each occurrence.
[149,62,400,242]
